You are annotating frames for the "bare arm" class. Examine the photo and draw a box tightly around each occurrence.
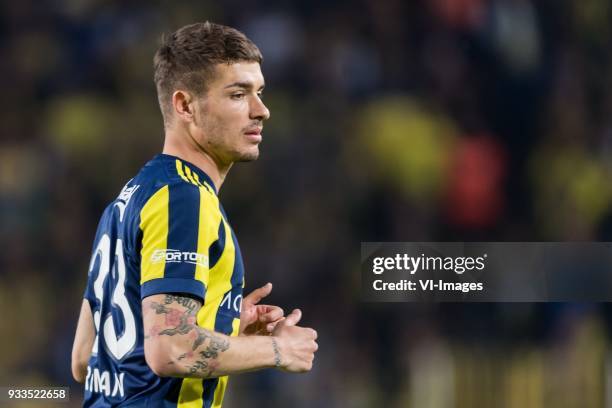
[143,294,317,378]
[71,300,95,383]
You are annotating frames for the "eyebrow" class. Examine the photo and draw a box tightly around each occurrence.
[223,81,265,91]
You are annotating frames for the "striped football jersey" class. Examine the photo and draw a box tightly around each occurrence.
[82,154,244,407]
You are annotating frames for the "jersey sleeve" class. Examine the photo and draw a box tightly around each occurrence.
[139,182,215,301]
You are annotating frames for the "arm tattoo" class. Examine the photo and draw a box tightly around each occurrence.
[271,338,282,368]
[187,337,229,375]
[163,294,198,314]
[188,359,209,375]
[193,326,210,350]
[148,300,194,336]
[146,294,231,377]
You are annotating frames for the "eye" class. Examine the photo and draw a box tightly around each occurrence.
[231,93,245,100]
[257,91,264,99]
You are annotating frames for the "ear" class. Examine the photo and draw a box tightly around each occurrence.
[171,90,196,123]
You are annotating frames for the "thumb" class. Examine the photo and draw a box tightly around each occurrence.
[244,282,272,305]
[282,309,302,327]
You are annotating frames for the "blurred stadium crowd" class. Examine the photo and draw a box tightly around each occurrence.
[2,0,612,406]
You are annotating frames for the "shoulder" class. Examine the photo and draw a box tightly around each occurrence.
[130,156,209,211]
[111,155,218,230]
[139,180,220,234]
[140,181,201,219]
[139,155,216,202]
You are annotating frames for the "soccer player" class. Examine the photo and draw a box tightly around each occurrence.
[71,22,318,407]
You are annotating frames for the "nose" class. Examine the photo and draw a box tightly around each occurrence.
[250,95,270,121]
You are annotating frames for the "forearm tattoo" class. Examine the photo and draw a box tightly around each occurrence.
[145,294,230,377]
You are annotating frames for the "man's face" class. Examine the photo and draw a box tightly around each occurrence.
[191,62,269,166]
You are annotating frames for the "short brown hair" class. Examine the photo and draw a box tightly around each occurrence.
[153,21,263,124]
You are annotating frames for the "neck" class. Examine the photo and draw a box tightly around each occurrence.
[162,127,231,192]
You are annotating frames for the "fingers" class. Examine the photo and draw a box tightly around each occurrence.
[267,316,285,332]
[244,282,272,305]
[264,316,291,333]
[284,329,318,373]
[267,320,316,336]
[283,309,302,327]
[258,305,284,323]
[308,328,318,340]
[271,317,318,372]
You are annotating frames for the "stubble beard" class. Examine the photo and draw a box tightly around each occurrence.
[236,147,259,162]
[197,114,261,164]
[208,136,260,165]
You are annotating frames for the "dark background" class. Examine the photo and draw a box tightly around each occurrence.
[2,0,612,406]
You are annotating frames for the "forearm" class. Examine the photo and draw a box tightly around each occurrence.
[148,327,278,378]
[72,300,95,383]
[206,335,279,376]
[72,360,88,383]
[143,294,280,378]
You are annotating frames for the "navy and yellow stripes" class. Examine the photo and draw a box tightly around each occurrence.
[139,182,206,300]
[136,155,243,408]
